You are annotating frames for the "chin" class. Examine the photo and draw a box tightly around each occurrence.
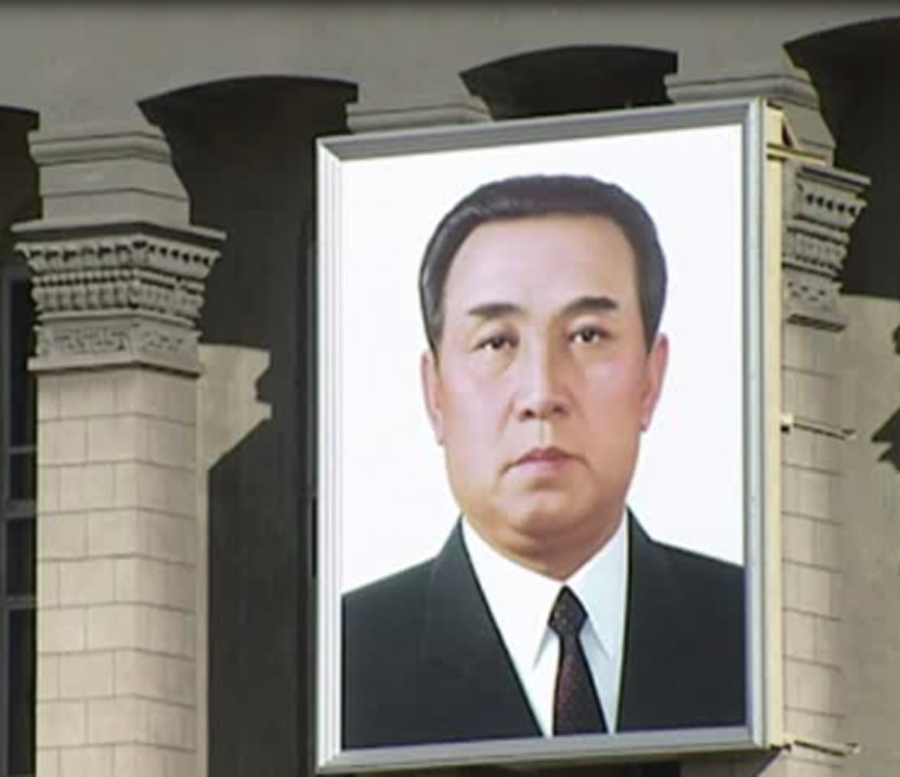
[505,501,588,535]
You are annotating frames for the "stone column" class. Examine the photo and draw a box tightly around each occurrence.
[670,68,868,777]
[14,122,222,777]
[776,158,867,777]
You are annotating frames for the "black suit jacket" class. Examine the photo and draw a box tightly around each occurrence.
[343,516,745,749]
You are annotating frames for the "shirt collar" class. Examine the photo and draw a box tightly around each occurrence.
[462,513,629,669]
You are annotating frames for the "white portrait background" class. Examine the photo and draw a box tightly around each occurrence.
[333,123,745,593]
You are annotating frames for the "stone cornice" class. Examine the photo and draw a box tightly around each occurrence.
[667,67,822,110]
[347,97,490,133]
[668,63,835,159]
[15,220,223,375]
[28,122,176,166]
[28,121,192,224]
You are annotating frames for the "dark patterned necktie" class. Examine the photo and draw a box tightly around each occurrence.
[548,586,608,735]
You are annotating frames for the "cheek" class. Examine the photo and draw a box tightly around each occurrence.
[444,396,502,448]
[587,356,641,390]
[581,365,649,426]
[440,385,510,473]
[445,370,510,424]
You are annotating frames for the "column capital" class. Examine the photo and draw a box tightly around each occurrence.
[13,120,224,376]
[15,219,222,375]
[781,160,868,331]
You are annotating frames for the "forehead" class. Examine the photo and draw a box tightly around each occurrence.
[444,214,638,308]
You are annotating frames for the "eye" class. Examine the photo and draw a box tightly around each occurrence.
[476,333,517,352]
[571,326,607,345]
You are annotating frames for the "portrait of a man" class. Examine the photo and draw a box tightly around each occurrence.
[341,174,746,749]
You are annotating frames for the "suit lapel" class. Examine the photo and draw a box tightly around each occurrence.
[619,516,701,731]
[420,523,541,741]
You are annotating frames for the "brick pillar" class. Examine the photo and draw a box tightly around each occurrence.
[669,68,868,777]
[776,158,867,777]
[13,122,222,777]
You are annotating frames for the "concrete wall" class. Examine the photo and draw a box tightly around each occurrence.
[0,4,896,123]
[840,295,900,777]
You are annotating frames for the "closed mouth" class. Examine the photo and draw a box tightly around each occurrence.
[511,446,574,469]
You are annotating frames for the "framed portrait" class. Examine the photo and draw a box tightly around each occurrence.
[316,98,779,772]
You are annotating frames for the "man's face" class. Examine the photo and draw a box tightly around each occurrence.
[421,214,668,580]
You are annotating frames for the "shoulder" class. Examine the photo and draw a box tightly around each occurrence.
[653,541,744,614]
[653,541,745,697]
[341,557,443,748]
[627,525,746,726]
[630,518,745,663]
[343,522,470,639]
[342,556,445,694]
[655,541,743,584]
[343,558,434,643]
[630,517,743,617]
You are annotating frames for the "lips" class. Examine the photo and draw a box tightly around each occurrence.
[509,446,574,471]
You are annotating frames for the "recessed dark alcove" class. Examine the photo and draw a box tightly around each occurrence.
[788,19,900,302]
[461,46,677,120]
[141,75,357,777]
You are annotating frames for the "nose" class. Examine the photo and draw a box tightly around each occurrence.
[514,342,569,422]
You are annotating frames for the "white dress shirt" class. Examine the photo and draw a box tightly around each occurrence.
[462,515,629,735]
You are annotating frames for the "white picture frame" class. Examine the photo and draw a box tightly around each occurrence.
[316,98,774,772]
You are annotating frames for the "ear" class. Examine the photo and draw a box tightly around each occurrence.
[420,350,445,445]
[640,333,669,431]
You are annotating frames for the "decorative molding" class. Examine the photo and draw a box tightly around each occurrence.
[788,164,866,232]
[28,121,191,223]
[668,63,835,158]
[23,232,217,324]
[28,121,176,167]
[347,98,490,133]
[783,271,846,331]
[667,66,821,109]
[15,221,222,374]
[30,318,200,373]
[782,161,868,331]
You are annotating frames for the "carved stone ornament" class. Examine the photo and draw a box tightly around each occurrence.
[36,318,198,362]
[782,161,868,331]
[15,222,222,374]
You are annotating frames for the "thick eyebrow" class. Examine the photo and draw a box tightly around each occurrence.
[466,302,523,321]
[466,295,620,322]
[562,295,620,317]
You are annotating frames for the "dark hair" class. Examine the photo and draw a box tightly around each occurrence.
[418,174,667,354]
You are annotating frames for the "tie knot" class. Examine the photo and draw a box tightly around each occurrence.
[548,586,587,639]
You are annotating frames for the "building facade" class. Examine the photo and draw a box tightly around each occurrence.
[1,4,899,777]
